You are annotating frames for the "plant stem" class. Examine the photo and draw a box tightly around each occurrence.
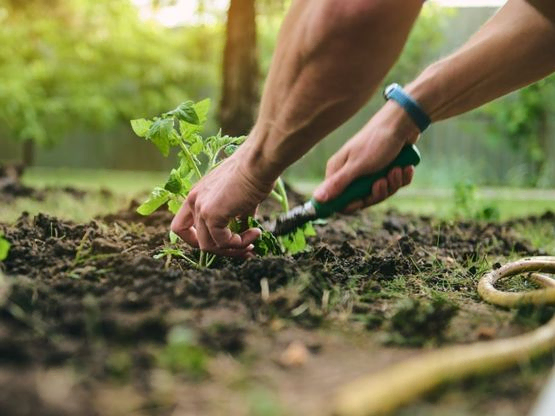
[179,142,203,179]
[199,250,207,268]
[270,189,283,202]
[176,252,200,268]
[206,253,217,268]
[275,177,289,212]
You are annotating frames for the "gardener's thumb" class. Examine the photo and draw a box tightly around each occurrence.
[313,169,354,203]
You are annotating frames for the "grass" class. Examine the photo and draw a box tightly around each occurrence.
[23,167,167,192]
[1,168,554,225]
[0,168,166,224]
[291,179,555,220]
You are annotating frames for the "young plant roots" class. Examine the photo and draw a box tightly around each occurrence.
[333,256,555,416]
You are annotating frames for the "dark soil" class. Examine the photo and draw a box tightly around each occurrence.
[0,201,554,416]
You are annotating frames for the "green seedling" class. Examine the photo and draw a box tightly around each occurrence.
[131,99,315,267]
[154,232,209,269]
[157,326,208,379]
[0,233,10,262]
[453,181,500,221]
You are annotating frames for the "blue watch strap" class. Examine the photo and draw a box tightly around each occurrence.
[384,83,431,133]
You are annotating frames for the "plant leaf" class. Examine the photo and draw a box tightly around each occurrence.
[0,234,10,261]
[171,101,199,125]
[304,222,317,237]
[137,187,171,215]
[164,169,183,194]
[130,118,152,138]
[169,231,181,244]
[193,98,211,125]
[168,198,182,214]
[147,118,174,157]
[279,222,315,255]
[189,137,204,156]
[247,218,282,256]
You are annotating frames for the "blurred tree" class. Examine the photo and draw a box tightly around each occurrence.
[0,0,213,166]
[481,76,555,187]
[219,0,258,136]
[384,5,450,86]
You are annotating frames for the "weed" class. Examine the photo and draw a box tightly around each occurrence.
[384,294,458,347]
[247,388,284,416]
[157,326,208,379]
[105,350,133,382]
[453,181,500,221]
[0,233,9,262]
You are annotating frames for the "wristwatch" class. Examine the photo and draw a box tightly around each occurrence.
[383,83,431,133]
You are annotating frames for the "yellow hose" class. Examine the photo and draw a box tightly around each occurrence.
[333,256,555,416]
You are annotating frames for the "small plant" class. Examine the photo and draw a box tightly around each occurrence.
[452,181,500,221]
[384,295,458,347]
[157,326,208,379]
[131,99,314,267]
[0,233,10,262]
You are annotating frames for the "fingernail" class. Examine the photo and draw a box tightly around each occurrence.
[246,244,254,251]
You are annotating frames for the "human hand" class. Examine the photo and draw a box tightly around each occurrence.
[313,104,419,213]
[171,147,275,257]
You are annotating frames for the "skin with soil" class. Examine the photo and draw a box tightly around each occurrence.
[0,193,554,416]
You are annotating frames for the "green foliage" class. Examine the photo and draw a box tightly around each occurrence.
[132,98,245,267]
[132,99,246,218]
[0,233,9,261]
[385,295,458,347]
[0,0,216,147]
[481,76,555,186]
[279,223,316,255]
[132,98,315,265]
[452,181,500,221]
[136,187,172,216]
[158,326,208,378]
[385,5,454,85]
[247,218,282,256]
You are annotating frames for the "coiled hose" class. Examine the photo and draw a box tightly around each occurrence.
[333,256,555,416]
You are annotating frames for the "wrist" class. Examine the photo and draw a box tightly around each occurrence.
[236,134,283,185]
[384,82,431,134]
[404,62,445,121]
[377,100,421,145]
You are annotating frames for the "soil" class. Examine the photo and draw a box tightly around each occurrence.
[0,196,554,416]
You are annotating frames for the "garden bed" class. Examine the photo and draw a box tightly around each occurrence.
[0,201,554,416]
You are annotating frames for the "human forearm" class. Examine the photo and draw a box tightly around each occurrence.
[405,0,555,122]
[239,0,423,182]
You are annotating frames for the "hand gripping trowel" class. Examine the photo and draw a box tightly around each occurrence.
[270,144,421,236]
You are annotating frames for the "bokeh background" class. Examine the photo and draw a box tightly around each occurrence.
[0,0,553,193]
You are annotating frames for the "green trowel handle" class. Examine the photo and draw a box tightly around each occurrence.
[311,144,421,218]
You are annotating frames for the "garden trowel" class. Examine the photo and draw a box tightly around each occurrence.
[270,144,421,236]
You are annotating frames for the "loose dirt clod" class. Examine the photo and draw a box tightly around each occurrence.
[385,296,458,347]
[279,340,310,368]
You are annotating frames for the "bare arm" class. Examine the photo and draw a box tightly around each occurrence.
[171,0,423,254]
[241,0,424,182]
[316,0,555,209]
[407,0,555,121]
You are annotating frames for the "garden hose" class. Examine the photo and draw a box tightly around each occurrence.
[332,256,555,416]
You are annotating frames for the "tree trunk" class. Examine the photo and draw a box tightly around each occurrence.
[219,0,258,137]
[22,139,35,167]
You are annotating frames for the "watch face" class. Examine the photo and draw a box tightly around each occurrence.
[384,83,399,99]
